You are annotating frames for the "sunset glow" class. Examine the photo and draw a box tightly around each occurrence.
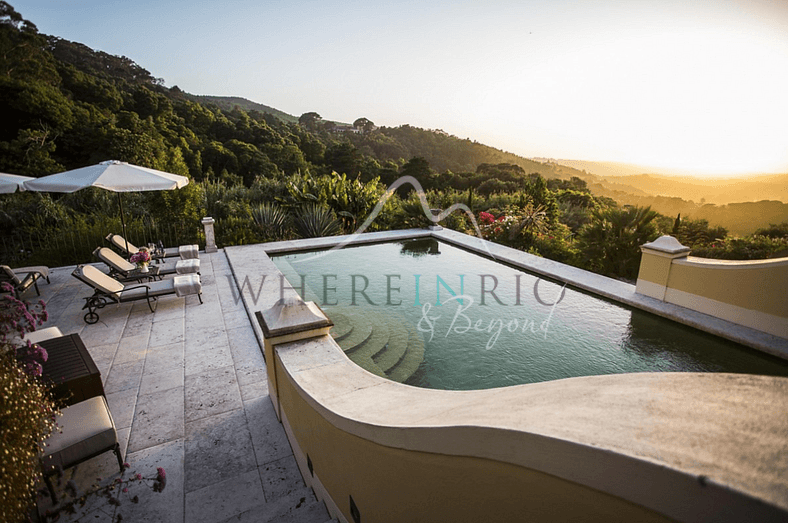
[15,0,788,177]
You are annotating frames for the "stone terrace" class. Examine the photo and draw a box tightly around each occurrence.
[31,251,333,523]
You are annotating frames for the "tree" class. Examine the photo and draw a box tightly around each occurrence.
[298,112,322,130]
[353,117,375,133]
[577,205,660,280]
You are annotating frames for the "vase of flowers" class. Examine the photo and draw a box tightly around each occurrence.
[130,247,151,273]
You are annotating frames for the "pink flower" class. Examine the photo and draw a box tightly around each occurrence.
[479,211,495,225]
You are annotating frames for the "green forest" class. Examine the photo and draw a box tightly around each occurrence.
[1,2,787,283]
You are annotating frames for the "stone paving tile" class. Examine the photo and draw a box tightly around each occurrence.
[122,439,186,523]
[104,358,144,394]
[139,367,184,396]
[143,341,184,375]
[184,325,229,355]
[184,365,242,423]
[218,492,329,523]
[127,386,185,453]
[86,341,118,364]
[184,407,257,492]
[184,469,265,523]
[124,310,154,337]
[152,299,186,324]
[259,455,312,503]
[184,344,233,377]
[149,316,185,347]
[105,389,138,430]
[113,332,150,364]
[244,395,293,466]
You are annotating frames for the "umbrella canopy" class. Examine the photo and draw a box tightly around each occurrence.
[23,160,188,193]
[23,160,190,253]
[0,173,34,194]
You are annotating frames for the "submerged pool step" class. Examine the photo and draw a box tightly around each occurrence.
[327,310,353,341]
[387,329,425,383]
[326,306,425,383]
[335,312,373,352]
[373,323,409,373]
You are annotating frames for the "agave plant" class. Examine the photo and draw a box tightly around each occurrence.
[251,202,290,240]
[293,203,342,238]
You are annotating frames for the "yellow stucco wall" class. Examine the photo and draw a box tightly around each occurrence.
[275,355,673,523]
[636,253,674,287]
[667,259,788,318]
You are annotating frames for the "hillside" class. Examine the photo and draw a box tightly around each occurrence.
[187,95,299,123]
[347,126,589,179]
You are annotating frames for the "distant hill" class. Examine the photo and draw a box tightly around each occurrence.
[537,158,788,205]
[187,95,299,123]
[350,126,590,178]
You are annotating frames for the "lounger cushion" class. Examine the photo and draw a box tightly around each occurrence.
[119,279,179,300]
[81,265,124,297]
[107,233,139,255]
[25,326,64,344]
[179,244,199,259]
[41,396,117,472]
[95,247,135,272]
[175,258,200,274]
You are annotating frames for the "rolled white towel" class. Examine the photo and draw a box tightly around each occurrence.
[173,274,202,297]
[175,258,200,274]
[179,244,199,260]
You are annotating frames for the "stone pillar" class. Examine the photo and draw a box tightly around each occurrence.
[428,208,443,231]
[255,297,333,420]
[201,217,218,253]
[636,235,690,301]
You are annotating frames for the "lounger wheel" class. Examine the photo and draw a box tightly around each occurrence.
[84,311,100,324]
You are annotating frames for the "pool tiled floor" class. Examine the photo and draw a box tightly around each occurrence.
[30,251,333,523]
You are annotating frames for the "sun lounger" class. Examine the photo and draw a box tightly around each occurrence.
[105,233,199,260]
[0,264,45,298]
[93,247,200,280]
[72,264,202,324]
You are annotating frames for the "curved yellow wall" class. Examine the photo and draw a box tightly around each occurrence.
[276,356,672,523]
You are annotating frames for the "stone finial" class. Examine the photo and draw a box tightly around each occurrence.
[202,216,218,253]
[641,235,691,257]
[257,297,333,341]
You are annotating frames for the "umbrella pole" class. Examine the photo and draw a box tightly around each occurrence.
[117,193,130,255]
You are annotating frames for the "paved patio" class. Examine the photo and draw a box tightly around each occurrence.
[31,250,333,522]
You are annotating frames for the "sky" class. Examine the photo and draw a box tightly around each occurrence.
[12,0,788,177]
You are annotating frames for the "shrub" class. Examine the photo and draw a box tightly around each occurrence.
[293,204,342,238]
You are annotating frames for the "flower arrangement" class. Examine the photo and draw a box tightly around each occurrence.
[129,247,151,270]
[0,284,58,522]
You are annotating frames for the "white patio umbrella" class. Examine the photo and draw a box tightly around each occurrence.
[0,173,34,194]
[23,160,189,253]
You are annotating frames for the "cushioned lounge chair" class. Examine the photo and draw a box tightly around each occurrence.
[0,264,44,298]
[41,395,124,502]
[105,233,199,260]
[72,264,202,324]
[93,247,200,280]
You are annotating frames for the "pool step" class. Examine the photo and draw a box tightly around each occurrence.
[335,312,373,351]
[328,311,353,341]
[387,329,425,383]
[372,323,409,372]
[327,306,425,383]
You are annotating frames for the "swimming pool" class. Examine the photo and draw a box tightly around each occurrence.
[272,238,788,390]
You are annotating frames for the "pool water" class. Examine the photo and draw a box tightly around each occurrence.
[272,238,788,390]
